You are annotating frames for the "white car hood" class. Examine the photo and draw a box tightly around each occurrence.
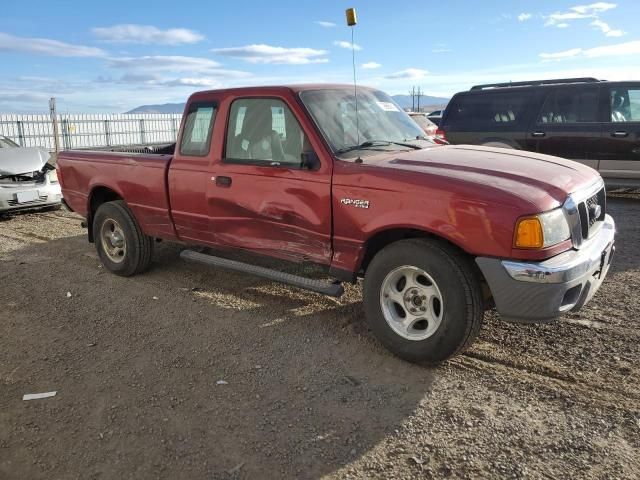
[0,147,51,176]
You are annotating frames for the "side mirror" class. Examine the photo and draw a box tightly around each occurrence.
[301,151,320,170]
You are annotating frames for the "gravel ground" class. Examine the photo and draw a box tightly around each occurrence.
[0,195,639,480]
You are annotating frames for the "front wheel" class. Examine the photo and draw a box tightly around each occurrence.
[363,239,484,364]
[93,200,153,276]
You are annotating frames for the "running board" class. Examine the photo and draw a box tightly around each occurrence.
[180,250,344,297]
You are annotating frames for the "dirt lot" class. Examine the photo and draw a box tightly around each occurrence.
[1,196,639,480]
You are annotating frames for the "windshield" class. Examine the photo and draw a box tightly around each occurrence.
[0,136,19,148]
[300,88,427,156]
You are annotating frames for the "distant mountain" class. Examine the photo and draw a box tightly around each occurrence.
[390,94,449,111]
[126,94,449,114]
[126,103,185,114]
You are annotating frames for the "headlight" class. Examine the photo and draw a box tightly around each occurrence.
[47,169,58,183]
[514,208,570,248]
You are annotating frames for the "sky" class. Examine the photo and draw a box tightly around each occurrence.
[1,0,639,113]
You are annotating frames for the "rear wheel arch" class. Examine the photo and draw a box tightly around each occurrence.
[87,186,123,242]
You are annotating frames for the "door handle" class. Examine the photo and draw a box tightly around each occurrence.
[531,131,546,138]
[213,176,232,187]
[611,131,629,138]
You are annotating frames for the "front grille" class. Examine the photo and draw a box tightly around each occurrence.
[577,187,606,240]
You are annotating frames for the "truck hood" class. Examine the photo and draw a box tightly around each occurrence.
[370,145,600,207]
[0,147,52,176]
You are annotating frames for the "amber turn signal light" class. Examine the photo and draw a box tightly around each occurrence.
[515,217,544,248]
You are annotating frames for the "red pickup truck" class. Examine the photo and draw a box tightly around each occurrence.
[57,85,615,363]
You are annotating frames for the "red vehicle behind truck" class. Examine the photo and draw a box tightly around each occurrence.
[57,85,615,363]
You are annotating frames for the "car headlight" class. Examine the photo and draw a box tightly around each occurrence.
[514,208,570,248]
[47,169,58,183]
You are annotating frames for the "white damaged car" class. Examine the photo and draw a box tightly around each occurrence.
[0,136,62,214]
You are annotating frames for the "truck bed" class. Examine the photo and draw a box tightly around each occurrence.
[56,149,177,240]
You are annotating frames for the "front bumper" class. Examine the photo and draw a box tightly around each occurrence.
[0,180,62,213]
[476,214,615,323]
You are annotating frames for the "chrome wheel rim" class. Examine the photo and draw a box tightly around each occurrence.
[379,265,444,341]
[100,218,126,263]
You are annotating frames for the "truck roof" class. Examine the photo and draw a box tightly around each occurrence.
[189,83,374,99]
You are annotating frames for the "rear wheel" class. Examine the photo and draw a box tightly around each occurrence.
[363,238,484,363]
[93,200,153,276]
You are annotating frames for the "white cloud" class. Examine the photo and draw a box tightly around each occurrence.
[545,2,619,29]
[432,48,451,53]
[92,24,204,45]
[539,40,640,60]
[385,68,429,80]
[539,48,583,60]
[583,40,640,57]
[0,32,105,57]
[571,2,616,14]
[211,44,329,64]
[108,55,224,72]
[333,40,362,51]
[0,92,50,103]
[590,19,625,37]
[361,62,381,69]
[162,77,222,87]
[106,56,252,87]
[315,21,336,28]
[518,13,532,22]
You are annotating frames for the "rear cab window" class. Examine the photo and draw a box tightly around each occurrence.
[180,101,218,156]
[444,91,532,130]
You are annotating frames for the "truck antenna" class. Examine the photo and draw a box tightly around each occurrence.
[346,8,362,164]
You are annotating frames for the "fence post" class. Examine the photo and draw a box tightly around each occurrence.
[49,98,61,153]
[17,120,25,146]
[104,120,111,147]
[61,119,71,149]
[139,119,146,145]
[171,117,177,141]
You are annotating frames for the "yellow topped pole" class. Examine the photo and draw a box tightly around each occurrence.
[345,8,360,159]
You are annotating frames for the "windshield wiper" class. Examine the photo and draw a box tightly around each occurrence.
[334,139,422,155]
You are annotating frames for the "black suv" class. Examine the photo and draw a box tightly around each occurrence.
[438,78,640,188]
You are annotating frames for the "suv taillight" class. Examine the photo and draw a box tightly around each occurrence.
[434,128,448,145]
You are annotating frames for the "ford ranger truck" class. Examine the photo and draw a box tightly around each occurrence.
[56,85,615,364]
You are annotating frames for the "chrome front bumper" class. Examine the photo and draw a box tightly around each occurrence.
[476,214,615,323]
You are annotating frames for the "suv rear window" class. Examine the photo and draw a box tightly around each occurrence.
[445,92,530,129]
[537,88,599,124]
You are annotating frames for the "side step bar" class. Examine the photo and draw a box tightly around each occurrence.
[180,250,344,297]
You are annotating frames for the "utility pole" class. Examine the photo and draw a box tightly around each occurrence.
[416,87,423,112]
[409,86,415,111]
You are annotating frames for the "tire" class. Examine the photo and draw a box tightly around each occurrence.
[363,238,484,364]
[93,200,153,276]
